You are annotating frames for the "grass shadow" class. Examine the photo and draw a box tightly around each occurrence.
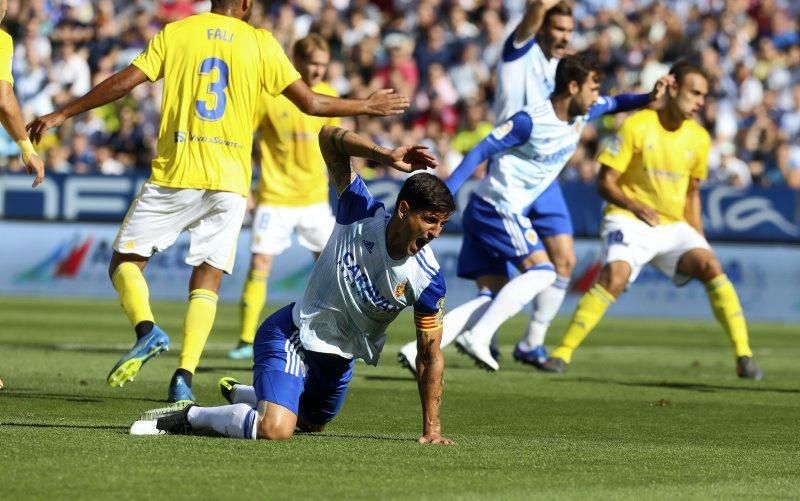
[570,377,800,394]
[195,366,253,374]
[0,422,128,431]
[361,375,415,382]
[0,390,165,404]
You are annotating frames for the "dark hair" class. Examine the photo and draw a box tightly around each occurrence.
[396,173,456,214]
[543,3,573,26]
[553,54,603,94]
[669,60,708,85]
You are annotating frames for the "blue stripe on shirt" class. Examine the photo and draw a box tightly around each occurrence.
[502,30,537,62]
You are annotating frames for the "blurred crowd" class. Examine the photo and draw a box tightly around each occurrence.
[1,0,799,189]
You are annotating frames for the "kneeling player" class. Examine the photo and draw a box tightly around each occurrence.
[544,62,762,379]
[133,127,455,444]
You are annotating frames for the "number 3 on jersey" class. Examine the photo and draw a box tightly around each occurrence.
[196,57,229,121]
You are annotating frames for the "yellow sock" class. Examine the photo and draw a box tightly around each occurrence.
[178,289,218,373]
[552,284,615,363]
[705,274,752,357]
[239,270,268,344]
[111,262,154,328]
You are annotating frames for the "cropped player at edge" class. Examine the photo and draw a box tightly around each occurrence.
[229,34,340,361]
[131,127,455,445]
[27,0,410,403]
[543,62,763,380]
[0,0,45,188]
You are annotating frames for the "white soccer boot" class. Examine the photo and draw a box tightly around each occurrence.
[455,331,499,372]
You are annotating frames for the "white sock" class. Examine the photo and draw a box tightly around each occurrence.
[520,275,569,349]
[231,384,257,406]
[399,292,493,358]
[187,403,258,439]
[470,265,556,346]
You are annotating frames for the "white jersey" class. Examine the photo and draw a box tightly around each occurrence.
[493,31,559,123]
[477,100,588,213]
[293,176,446,366]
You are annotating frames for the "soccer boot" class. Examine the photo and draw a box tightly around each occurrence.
[130,401,192,435]
[218,376,241,404]
[397,342,418,376]
[156,404,195,435]
[736,356,764,380]
[489,334,501,363]
[455,332,499,372]
[107,325,170,387]
[513,343,548,369]
[227,342,254,360]
[168,374,196,403]
[538,356,568,374]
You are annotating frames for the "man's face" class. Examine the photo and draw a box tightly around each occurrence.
[540,14,574,59]
[670,72,708,119]
[568,71,601,117]
[0,0,6,23]
[298,49,330,87]
[396,202,451,257]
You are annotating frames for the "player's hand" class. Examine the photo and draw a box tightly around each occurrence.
[418,432,455,445]
[366,89,409,116]
[539,0,563,10]
[24,153,45,188]
[649,75,675,103]
[631,203,660,227]
[388,144,438,173]
[26,111,66,144]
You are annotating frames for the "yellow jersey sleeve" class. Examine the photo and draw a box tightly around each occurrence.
[597,116,637,173]
[0,31,14,85]
[131,29,167,81]
[257,30,300,97]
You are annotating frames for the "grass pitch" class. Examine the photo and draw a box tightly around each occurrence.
[1,297,798,500]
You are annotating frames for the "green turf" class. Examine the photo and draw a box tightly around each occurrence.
[1,297,798,500]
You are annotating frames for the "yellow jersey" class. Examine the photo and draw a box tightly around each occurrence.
[0,30,14,84]
[597,109,710,224]
[255,81,340,206]
[132,12,301,197]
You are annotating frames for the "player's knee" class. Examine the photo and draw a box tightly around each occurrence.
[256,418,295,441]
[550,252,576,277]
[697,256,723,282]
[599,264,628,297]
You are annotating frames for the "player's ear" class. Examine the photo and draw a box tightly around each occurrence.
[396,200,410,219]
[568,79,579,97]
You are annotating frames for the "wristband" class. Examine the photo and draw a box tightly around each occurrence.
[17,138,37,163]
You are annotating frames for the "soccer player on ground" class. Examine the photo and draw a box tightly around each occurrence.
[229,34,340,361]
[542,62,763,380]
[132,126,455,444]
[415,55,669,373]
[0,0,44,188]
[26,0,409,402]
[398,1,589,371]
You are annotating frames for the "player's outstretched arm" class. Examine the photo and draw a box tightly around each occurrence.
[587,75,675,120]
[26,66,149,144]
[0,81,44,187]
[515,0,563,44]
[598,165,660,226]
[318,125,437,195]
[415,326,454,446]
[283,80,409,117]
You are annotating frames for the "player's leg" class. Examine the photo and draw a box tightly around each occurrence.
[295,350,355,433]
[170,190,247,402]
[107,184,199,387]
[454,200,557,370]
[518,183,575,365]
[545,215,653,372]
[666,233,762,379]
[231,204,295,359]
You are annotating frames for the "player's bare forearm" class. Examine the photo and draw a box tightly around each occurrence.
[283,80,408,117]
[319,125,388,194]
[685,178,704,235]
[516,0,560,43]
[27,66,148,143]
[0,82,30,141]
[599,165,659,226]
[415,328,447,439]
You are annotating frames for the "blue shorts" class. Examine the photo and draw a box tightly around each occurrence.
[457,195,546,280]
[524,182,574,238]
[252,303,355,425]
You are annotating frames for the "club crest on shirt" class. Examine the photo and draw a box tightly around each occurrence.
[394,280,407,298]
[606,135,622,155]
[491,120,514,140]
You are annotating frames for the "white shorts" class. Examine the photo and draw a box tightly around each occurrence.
[601,214,711,286]
[114,183,247,274]
[250,202,335,255]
